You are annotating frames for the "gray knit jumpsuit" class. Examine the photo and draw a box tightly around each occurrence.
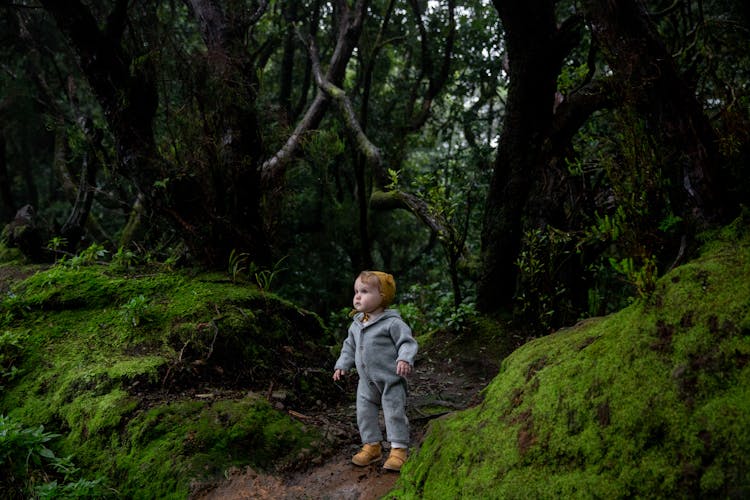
[334,309,418,446]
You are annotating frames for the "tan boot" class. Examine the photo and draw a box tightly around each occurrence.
[352,443,382,466]
[383,447,407,472]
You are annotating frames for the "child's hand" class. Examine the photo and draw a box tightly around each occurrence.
[396,360,412,377]
[333,369,346,381]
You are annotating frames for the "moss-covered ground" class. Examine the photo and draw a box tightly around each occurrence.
[392,219,750,498]
[0,265,335,498]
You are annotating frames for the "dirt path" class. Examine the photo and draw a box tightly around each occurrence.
[194,333,497,499]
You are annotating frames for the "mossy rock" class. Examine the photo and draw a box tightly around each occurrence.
[0,266,333,496]
[393,219,750,498]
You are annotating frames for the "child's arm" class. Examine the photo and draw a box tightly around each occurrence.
[333,326,356,380]
[389,318,418,377]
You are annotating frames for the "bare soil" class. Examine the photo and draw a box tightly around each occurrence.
[192,332,499,500]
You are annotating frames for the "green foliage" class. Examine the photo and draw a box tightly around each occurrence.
[587,209,665,299]
[302,128,345,164]
[393,221,750,498]
[567,111,686,318]
[35,476,108,499]
[250,255,288,292]
[608,255,658,298]
[387,168,400,191]
[399,282,478,335]
[110,246,137,272]
[0,329,28,390]
[0,414,106,498]
[121,294,150,327]
[270,1,493,319]
[0,414,59,476]
[1,0,749,338]
[228,249,249,283]
[71,243,109,267]
[46,237,68,262]
[229,251,288,292]
[514,226,575,332]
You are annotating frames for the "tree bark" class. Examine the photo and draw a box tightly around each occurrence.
[0,134,15,221]
[40,0,161,194]
[59,151,97,251]
[478,0,728,318]
[477,1,569,314]
[584,0,725,224]
[42,0,272,266]
[182,0,271,266]
[280,0,301,119]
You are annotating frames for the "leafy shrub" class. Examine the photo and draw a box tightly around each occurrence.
[0,414,106,498]
[514,226,575,332]
[0,329,27,390]
[121,294,150,327]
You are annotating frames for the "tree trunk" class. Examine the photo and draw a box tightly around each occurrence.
[59,150,98,251]
[0,134,15,221]
[280,0,300,120]
[585,0,725,224]
[42,0,272,266]
[478,0,727,317]
[477,1,565,314]
[40,1,161,191]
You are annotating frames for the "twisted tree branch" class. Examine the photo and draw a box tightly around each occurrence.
[303,31,451,238]
[261,0,368,185]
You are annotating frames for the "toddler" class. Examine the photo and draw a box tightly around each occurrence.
[333,271,418,472]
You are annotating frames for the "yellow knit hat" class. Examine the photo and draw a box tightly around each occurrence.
[360,270,396,307]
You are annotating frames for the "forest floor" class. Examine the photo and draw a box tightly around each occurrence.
[193,331,502,500]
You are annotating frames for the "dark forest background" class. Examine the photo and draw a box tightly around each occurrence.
[1,0,748,338]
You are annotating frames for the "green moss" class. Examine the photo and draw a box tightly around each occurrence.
[0,245,24,264]
[113,397,317,499]
[107,355,166,382]
[61,389,138,441]
[0,264,331,496]
[393,223,750,498]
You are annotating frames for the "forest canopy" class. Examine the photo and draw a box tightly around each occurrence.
[1,0,749,333]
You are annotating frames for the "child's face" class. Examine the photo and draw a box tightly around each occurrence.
[353,276,383,314]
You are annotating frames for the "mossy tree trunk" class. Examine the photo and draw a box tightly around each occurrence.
[0,134,15,221]
[584,0,726,225]
[40,0,272,267]
[478,0,584,314]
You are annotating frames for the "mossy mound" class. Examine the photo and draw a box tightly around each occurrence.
[0,266,334,497]
[393,220,750,498]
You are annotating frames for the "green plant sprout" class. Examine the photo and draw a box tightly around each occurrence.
[250,256,288,292]
[228,249,250,283]
[121,295,149,327]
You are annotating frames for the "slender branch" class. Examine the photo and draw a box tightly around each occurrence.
[260,91,330,184]
[370,190,449,236]
[404,0,456,132]
[248,0,269,25]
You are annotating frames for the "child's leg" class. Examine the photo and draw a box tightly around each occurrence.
[382,381,410,471]
[381,381,409,446]
[356,378,384,444]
